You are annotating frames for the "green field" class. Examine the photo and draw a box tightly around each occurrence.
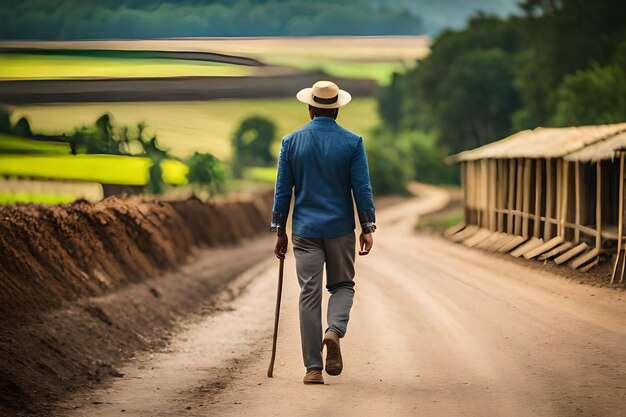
[0,37,429,84]
[0,54,252,80]
[11,98,379,159]
[264,56,410,86]
[0,192,76,204]
[0,154,188,185]
[244,166,277,183]
[0,134,72,154]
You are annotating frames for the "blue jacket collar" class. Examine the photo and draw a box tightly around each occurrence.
[311,116,337,124]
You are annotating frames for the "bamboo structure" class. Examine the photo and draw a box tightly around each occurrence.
[447,123,626,283]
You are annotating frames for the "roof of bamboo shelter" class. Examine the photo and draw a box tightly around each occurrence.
[448,122,626,163]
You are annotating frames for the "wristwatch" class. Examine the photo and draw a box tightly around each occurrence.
[362,222,377,234]
[270,224,287,236]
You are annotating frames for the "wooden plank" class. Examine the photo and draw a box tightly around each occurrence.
[596,161,602,250]
[560,160,569,237]
[497,160,505,232]
[450,225,479,242]
[522,158,532,238]
[523,236,565,259]
[460,161,468,226]
[486,234,515,252]
[554,242,588,265]
[490,159,497,231]
[467,161,473,224]
[544,158,553,239]
[463,228,492,247]
[539,241,574,260]
[621,249,626,284]
[485,159,491,229]
[533,159,542,238]
[574,160,581,243]
[507,159,515,233]
[476,160,480,226]
[515,158,523,235]
[570,248,600,269]
[444,222,466,238]
[555,158,562,238]
[480,160,486,228]
[580,258,599,272]
[497,235,527,253]
[510,237,543,258]
[476,231,504,250]
[611,152,624,284]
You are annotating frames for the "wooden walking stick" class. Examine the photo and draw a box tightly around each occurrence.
[267,257,285,378]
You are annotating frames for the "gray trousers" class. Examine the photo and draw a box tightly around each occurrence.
[292,232,356,371]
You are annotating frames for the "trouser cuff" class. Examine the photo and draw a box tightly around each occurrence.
[326,325,346,338]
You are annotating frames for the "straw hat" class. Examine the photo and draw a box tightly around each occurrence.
[296,81,352,109]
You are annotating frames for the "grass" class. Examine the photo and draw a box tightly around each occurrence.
[11,98,379,159]
[0,192,76,205]
[0,54,252,80]
[0,154,188,185]
[0,134,72,154]
[265,56,410,85]
[416,208,464,231]
[244,166,277,183]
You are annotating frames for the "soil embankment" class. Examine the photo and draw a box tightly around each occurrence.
[0,193,273,416]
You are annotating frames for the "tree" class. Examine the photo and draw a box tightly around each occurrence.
[365,138,413,195]
[139,136,168,195]
[379,14,521,153]
[514,0,626,129]
[231,116,277,177]
[13,117,33,138]
[432,48,520,151]
[551,42,626,127]
[186,152,227,197]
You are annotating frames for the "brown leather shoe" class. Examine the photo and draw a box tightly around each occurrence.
[323,330,343,376]
[303,369,324,385]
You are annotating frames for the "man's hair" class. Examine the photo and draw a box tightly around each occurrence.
[309,105,339,119]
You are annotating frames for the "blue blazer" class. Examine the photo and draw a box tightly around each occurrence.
[271,116,375,239]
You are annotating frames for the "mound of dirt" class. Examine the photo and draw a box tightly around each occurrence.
[0,193,274,416]
[0,193,271,325]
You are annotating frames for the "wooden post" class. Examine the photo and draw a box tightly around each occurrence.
[507,159,515,234]
[575,161,581,243]
[534,159,542,238]
[544,158,553,240]
[515,158,523,235]
[555,158,562,238]
[560,161,569,237]
[475,160,484,227]
[611,152,624,284]
[596,161,602,250]
[490,159,497,231]
[482,159,489,229]
[460,161,466,224]
[522,158,532,238]
[465,161,476,224]
[497,159,504,232]
[474,160,479,226]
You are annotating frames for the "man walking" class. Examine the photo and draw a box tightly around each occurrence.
[271,81,376,385]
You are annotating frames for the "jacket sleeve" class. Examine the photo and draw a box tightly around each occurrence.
[350,137,376,228]
[271,137,294,229]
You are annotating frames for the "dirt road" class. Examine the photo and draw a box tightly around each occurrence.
[65,185,626,417]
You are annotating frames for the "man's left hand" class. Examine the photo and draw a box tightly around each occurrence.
[274,234,288,259]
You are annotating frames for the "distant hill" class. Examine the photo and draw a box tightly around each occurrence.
[0,0,519,40]
[371,0,519,33]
